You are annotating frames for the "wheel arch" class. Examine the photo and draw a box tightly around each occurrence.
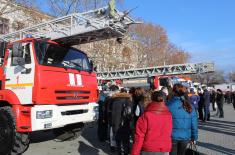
[0,90,33,132]
[0,90,21,106]
[0,100,12,107]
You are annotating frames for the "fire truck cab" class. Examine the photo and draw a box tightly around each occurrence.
[148,75,178,90]
[0,37,99,154]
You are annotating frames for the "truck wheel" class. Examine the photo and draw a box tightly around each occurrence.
[0,106,29,155]
[53,123,84,141]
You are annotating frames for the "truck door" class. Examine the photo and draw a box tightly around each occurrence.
[147,76,155,88]
[5,43,35,104]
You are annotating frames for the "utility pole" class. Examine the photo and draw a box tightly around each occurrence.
[163,49,165,66]
[230,70,233,83]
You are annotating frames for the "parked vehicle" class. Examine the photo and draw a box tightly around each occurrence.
[214,83,235,93]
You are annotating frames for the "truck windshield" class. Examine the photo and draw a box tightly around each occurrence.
[34,42,91,72]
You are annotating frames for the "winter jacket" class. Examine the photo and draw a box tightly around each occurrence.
[103,91,118,125]
[98,91,108,121]
[98,91,108,102]
[111,93,133,141]
[187,92,200,109]
[198,93,204,107]
[216,93,224,106]
[130,95,138,131]
[228,92,231,99]
[210,92,216,103]
[232,93,235,102]
[166,96,198,141]
[203,89,210,107]
[131,102,172,155]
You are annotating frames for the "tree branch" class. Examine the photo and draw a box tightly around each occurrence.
[48,0,65,16]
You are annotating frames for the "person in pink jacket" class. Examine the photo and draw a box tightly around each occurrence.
[131,91,172,155]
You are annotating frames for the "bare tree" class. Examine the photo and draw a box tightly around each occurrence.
[190,70,227,86]
[225,71,235,83]
[43,0,125,17]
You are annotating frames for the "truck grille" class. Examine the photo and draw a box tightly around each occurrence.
[57,97,89,100]
[55,91,90,94]
[55,91,90,100]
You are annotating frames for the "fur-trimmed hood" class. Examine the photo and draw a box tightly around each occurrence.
[112,93,132,101]
[144,101,171,115]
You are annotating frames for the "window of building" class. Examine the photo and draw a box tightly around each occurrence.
[16,22,24,30]
[12,21,25,31]
[0,17,9,34]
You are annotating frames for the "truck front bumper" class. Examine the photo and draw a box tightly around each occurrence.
[31,102,98,131]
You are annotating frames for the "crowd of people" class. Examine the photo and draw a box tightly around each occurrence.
[97,83,232,155]
[224,90,235,110]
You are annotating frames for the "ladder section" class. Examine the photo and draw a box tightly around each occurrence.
[0,6,137,45]
[96,61,215,80]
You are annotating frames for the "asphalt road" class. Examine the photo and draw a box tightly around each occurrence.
[24,103,235,155]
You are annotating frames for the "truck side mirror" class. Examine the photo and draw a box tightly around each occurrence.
[13,42,23,57]
[12,42,25,66]
[0,42,8,57]
[94,66,98,72]
[89,60,94,70]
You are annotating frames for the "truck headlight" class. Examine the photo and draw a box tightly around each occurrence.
[93,106,99,113]
[36,110,53,119]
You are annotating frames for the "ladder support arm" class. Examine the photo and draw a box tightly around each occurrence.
[96,61,215,80]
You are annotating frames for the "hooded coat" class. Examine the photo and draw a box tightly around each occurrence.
[131,102,172,155]
[111,93,133,141]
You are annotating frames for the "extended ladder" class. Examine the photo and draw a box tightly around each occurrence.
[0,6,137,46]
[96,61,215,80]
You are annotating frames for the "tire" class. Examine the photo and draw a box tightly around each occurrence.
[53,123,84,141]
[0,106,29,155]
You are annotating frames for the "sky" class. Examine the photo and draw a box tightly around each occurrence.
[122,0,235,73]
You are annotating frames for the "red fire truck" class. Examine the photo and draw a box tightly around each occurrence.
[0,3,136,154]
[148,75,177,90]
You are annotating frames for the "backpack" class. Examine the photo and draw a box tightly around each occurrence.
[121,99,132,126]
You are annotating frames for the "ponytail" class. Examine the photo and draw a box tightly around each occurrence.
[180,97,193,114]
[173,83,193,114]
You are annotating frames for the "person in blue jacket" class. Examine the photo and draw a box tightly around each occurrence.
[166,83,198,155]
[187,88,200,117]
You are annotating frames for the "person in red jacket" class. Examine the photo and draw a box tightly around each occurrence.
[131,91,173,155]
